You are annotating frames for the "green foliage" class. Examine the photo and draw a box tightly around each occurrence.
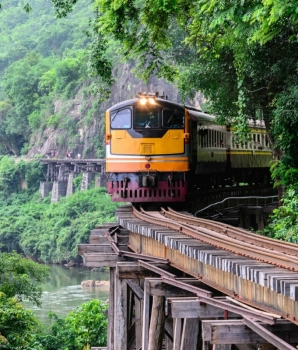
[0,0,106,155]
[0,183,119,263]
[0,251,49,307]
[0,293,41,349]
[46,114,60,128]
[36,300,108,350]
[0,157,44,197]
[266,187,298,243]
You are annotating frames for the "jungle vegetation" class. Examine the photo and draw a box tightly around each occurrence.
[46,0,298,242]
[0,157,111,349]
[0,253,108,349]
[0,0,298,238]
[0,156,119,263]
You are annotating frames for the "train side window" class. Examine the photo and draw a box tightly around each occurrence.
[111,109,131,129]
[162,109,184,128]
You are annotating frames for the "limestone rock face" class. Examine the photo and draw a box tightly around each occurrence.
[28,62,202,159]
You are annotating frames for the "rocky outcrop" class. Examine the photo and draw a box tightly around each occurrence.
[81,280,110,289]
[27,61,203,159]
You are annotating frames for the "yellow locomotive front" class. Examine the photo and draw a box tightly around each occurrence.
[105,94,194,202]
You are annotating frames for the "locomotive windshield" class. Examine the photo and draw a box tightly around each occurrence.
[110,108,132,129]
[134,106,159,128]
[162,109,184,128]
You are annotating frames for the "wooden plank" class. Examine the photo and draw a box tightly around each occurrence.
[78,244,128,254]
[290,284,298,301]
[84,253,123,267]
[145,278,195,298]
[114,275,127,350]
[173,318,182,350]
[212,345,231,350]
[134,293,142,350]
[89,236,109,244]
[165,318,173,341]
[107,267,115,350]
[84,253,122,261]
[282,280,298,296]
[90,228,107,236]
[142,289,150,350]
[126,279,144,301]
[180,318,199,350]
[169,299,238,319]
[148,296,165,350]
[117,262,160,279]
[202,320,298,344]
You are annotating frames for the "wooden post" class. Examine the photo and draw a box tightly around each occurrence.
[107,267,115,350]
[180,318,199,350]
[142,288,150,350]
[173,318,182,350]
[114,271,127,350]
[135,293,142,350]
[148,296,165,350]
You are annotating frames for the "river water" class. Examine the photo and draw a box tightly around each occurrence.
[24,264,110,324]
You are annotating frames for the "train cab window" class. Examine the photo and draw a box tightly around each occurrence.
[110,108,131,129]
[162,109,184,128]
[134,106,159,128]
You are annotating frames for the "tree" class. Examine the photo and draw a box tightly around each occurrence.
[0,293,41,349]
[0,251,49,307]
[36,300,108,350]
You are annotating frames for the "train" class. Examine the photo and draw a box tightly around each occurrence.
[105,93,272,203]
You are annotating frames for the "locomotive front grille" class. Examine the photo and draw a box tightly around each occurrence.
[141,143,154,154]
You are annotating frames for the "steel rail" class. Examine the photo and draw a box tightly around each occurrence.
[195,296,278,324]
[194,195,278,216]
[132,206,298,271]
[162,207,298,257]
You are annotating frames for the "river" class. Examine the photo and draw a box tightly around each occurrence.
[24,264,110,324]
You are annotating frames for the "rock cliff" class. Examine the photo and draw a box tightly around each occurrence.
[28,62,203,159]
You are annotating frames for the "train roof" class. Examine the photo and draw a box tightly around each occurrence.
[107,97,266,128]
[107,97,185,112]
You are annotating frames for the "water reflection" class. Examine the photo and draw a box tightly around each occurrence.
[24,264,109,324]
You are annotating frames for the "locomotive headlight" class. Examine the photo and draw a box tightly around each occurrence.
[148,97,155,104]
[140,98,147,105]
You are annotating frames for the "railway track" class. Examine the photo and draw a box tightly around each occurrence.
[81,204,298,349]
[132,206,298,272]
[113,204,298,323]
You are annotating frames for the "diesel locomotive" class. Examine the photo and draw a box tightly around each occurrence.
[105,93,272,203]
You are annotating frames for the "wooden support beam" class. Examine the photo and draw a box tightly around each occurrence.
[242,318,297,350]
[117,262,159,279]
[126,279,144,301]
[139,260,177,278]
[145,278,196,297]
[134,293,142,350]
[165,317,173,341]
[173,318,182,350]
[180,318,199,350]
[89,236,109,244]
[202,319,298,344]
[114,275,127,350]
[148,296,165,350]
[169,298,238,319]
[142,288,151,350]
[212,345,231,350]
[78,244,128,254]
[84,253,123,267]
[107,267,115,350]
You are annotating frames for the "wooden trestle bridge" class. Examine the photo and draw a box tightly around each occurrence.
[78,205,298,350]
